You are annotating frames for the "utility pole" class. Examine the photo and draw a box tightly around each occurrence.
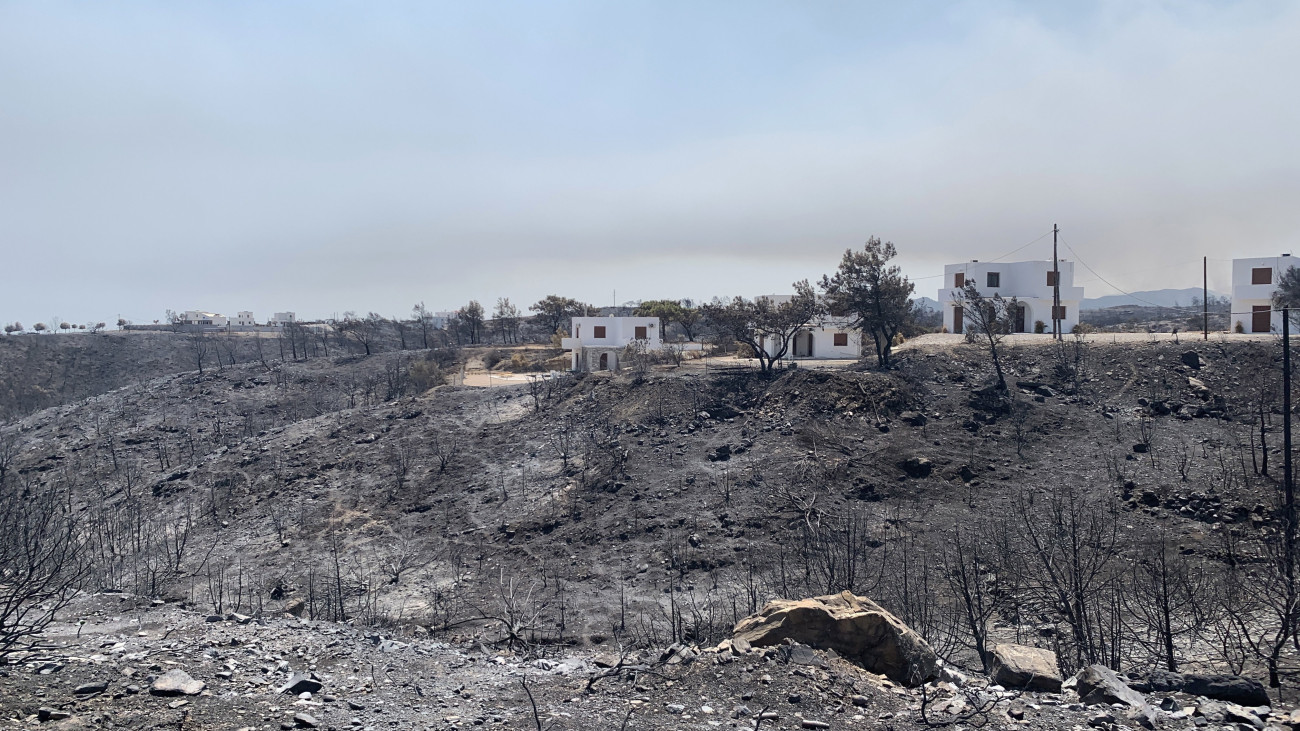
[1203,256,1209,341]
[1052,224,1061,341]
[1285,308,1295,592]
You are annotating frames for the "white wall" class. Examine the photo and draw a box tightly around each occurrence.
[567,316,662,349]
[938,260,1082,334]
[1231,255,1297,333]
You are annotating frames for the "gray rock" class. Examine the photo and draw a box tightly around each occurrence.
[149,669,205,696]
[898,456,933,478]
[293,713,320,728]
[1076,665,1146,707]
[733,591,939,686]
[989,643,1062,692]
[277,673,323,695]
[38,708,73,721]
[1181,350,1203,369]
[73,681,108,695]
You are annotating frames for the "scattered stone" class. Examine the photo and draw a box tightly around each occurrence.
[284,598,306,616]
[72,681,108,695]
[665,704,685,714]
[277,673,323,695]
[150,669,205,696]
[292,713,319,728]
[801,721,831,729]
[898,457,933,478]
[989,643,1062,692]
[38,708,72,722]
[732,590,939,686]
[1181,350,1203,369]
[1143,670,1269,706]
[899,411,927,426]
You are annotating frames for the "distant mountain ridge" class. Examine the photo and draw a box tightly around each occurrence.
[1082,288,1227,310]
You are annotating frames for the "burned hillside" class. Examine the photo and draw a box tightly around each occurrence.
[5,335,1300,727]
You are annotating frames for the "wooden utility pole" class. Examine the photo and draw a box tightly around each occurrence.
[1203,256,1209,341]
[1052,224,1061,341]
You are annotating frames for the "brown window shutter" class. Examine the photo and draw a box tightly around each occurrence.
[954,273,964,287]
[1253,267,1273,285]
[635,326,647,339]
[1047,271,1057,286]
[594,326,606,338]
[1052,305,1067,320]
[833,333,848,346]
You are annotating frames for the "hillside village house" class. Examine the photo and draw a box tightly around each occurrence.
[180,311,228,327]
[938,260,1083,334]
[754,294,862,360]
[1231,255,1298,333]
[562,316,662,371]
[231,311,256,327]
[269,312,296,326]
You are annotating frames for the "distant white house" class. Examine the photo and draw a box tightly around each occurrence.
[180,311,228,327]
[753,294,862,360]
[231,311,256,327]
[562,316,662,371]
[269,312,296,327]
[938,260,1083,335]
[1231,255,1297,333]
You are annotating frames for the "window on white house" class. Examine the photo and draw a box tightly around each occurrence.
[594,326,606,338]
[987,272,1000,288]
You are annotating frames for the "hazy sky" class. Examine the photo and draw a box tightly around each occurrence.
[2,1,1299,326]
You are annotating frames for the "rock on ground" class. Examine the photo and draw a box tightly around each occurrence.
[149,669,205,696]
[989,643,1062,692]
[732,590,938,686]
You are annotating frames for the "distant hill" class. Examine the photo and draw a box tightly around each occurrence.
[1082,288,1226,310]
[914,296,940,312]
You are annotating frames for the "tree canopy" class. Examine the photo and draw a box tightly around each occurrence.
[820,237,915,368]
[633,299,701,341]
[701,282,823,372]
[529,295,592,337]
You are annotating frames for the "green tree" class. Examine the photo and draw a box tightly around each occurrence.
[634,299,701,341]
[820,237,915,368]
[529,295,591,338]
[459,301,485,344]
[701,281,823,372]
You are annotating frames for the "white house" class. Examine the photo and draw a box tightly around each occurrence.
[562,316,662,371]
[269,312,296,327]
[938,260,1083,335]
[180,311,228,327]
[753,295,862,360]
[231,311,256,327]
[1231,255,1296,333]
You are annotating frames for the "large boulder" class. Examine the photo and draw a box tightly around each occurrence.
[732,591,938,686]
[1075,665,1157,729]
[1143,670,1268,706]
[988,643,1062,692]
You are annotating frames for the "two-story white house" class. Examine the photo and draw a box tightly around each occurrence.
[1231,255,1297,333]
[938,260,1083,335]
[269,312,297,327]
[231,311,257,327]
[562,316,662,371]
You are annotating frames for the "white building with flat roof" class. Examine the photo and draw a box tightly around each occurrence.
[180,311,228,327]
[1231,255,1297,333]
[938,260,1083,335]
[232,311,256,327]
[753,294,861,360]
[562,316,662,371]
[269,312,296,326]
